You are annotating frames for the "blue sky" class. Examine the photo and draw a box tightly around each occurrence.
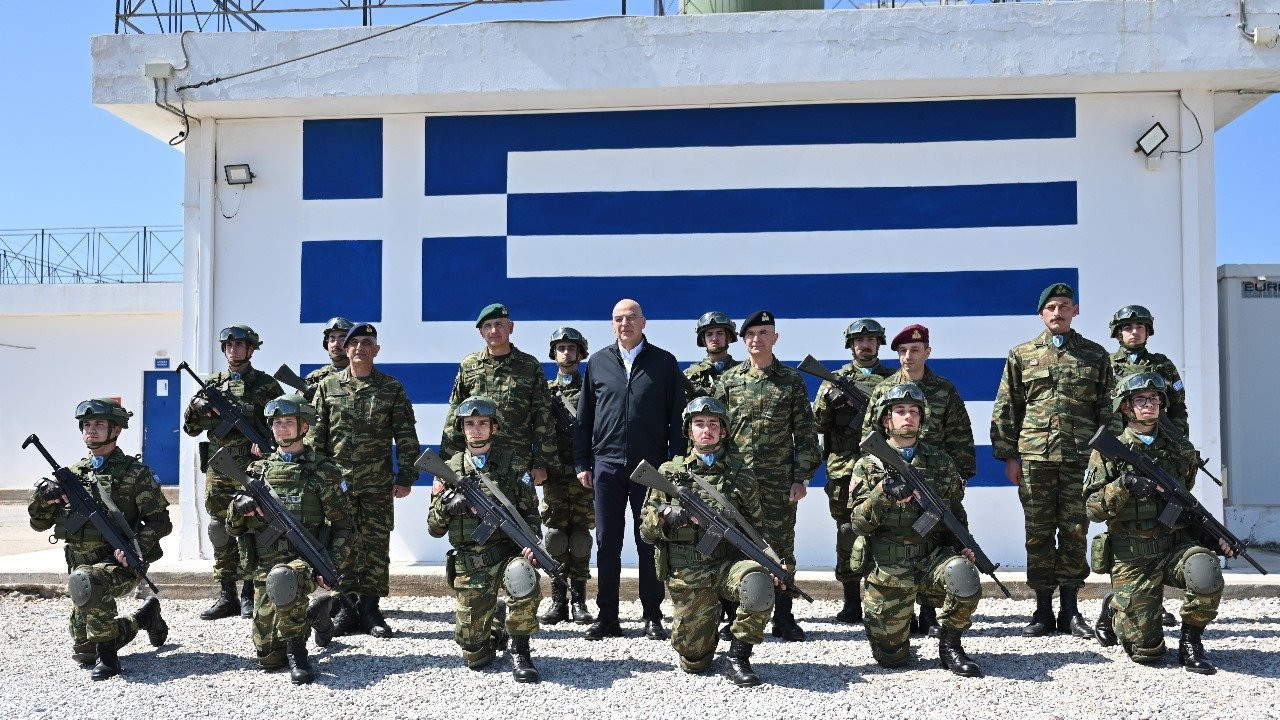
[0,1,1275,264]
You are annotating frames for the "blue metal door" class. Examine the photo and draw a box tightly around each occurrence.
[142,370,181,486]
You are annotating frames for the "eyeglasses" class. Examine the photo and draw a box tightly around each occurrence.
[1130,396,1163,408]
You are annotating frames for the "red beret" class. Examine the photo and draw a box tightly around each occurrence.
[891,324,929,350]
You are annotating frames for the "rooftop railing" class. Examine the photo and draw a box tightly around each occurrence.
[0,226,183,284]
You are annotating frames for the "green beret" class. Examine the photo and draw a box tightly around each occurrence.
[1037,283,1075,312]
[476,303,509,327]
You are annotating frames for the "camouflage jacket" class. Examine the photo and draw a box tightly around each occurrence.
[814,360,895,482]
[547,373,582,480]
[28,447,172,568]
[1109,347,1189,437]
[441,345,558,474]
[991,329,1115,463]
[1084,426,1198,538]
[712,357,821,489]
[305,363,347,387]
[684,354,737,401]
[182,365,283,450]
[427,448,541,553]
[308,367,420,488]
[231,447,355,575]
[849,440,967,549]
[860,366,976,481]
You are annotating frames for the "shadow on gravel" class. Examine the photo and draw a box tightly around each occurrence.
[974,648,1109,679]
[1204,627,1280,639]
[386,629,457,641]
[321,652,446,688]
[533,655,671,689]
[1210,649,1280,678]
[124,647,250,683]
[759,660,865,691]
[1205,616,1280,626]
[385,608,455,623]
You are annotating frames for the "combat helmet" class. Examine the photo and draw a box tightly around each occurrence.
[681,396,731,436]
[695,311,738,347]
[1109,305,1155,339]
[322,317,355,349]
[874,383,930,428]
[75,398,132,429]
[1112,371,1167,414]
[219,324,263,349]
[548,327,588,361]
[844,318,887,349]
[455,396,503,431]
[264,392,318,427]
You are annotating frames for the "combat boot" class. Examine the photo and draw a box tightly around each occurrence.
[1022,588,1055,637]
[360,595,393,638]
[308,594,336,648]
[239,580,254,618]
[539,579,569,625]
[726,639,762,687]
[90,640,121,681]
[835,582,862,624]
[200,579,240,621]
[492,600,510,652]
[770,595,806,642]
[1094,593,1118,647]
[333,594,361,636]
[132,596,168,647]
[719,600,738,641]
[1056,586,1093,638]
[918,602,941,638]
[285,636,315,685]
[1178,623,1216,675]
[569,579,595,624]
[510,635,540,683]
[937,626,982,678]
[1161,607,1178,626]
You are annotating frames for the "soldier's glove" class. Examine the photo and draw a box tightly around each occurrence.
[1120,473,1159,500]
[232,493,259,516]
[34,478,63,505]
[441,489,470,517]
[882,472,913,502]
[659,503,691,528]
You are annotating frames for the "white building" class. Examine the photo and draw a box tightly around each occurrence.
[86,1,1280,567]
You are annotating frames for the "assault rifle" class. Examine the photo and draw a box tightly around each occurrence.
[208,449,358,609]
[797,355,872,420]
[23,434,160,594]
[1156,416,1223,487]
[178,361,275,454]
[548,384,576,448]
[1088,428,1265,574]
[630,460,813,602]
[414,449,565,580]
[273,364,317,402]
[860,432,1012,598]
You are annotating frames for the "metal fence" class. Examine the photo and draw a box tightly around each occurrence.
[0,227,183,284]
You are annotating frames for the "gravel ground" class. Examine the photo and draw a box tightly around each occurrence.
[3,592,1278,720]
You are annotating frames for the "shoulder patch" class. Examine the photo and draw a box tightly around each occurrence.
[1173,380,1184,391]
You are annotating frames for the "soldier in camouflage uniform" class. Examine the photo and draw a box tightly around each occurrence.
[684,311,738,400]
[1108,305,1188,437]
[640,397,778,687]
[429,397,545,683]
[183,324,283,621]
[304,316,354,388]
[229,393,355,684]
[849,384,984,677]
[538,327,597,626]
[1085,372,1229,674]
[713,310,821,642]
[991,283,1113,639]
[860,323,975,637]
[441,303,558,488]
[28,399,171,680]
[309,323,419,638]
[812,318,894,624]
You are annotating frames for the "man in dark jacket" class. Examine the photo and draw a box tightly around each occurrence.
[574,298,685,641]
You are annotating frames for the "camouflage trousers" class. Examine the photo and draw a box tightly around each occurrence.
[668,558,770,670]
[251,558,318,666]
[350,485,394,597]
[825,476,859,584]
[451,555,541,656]
[758,481,799,568]
[863,547,981,665]
[1107,541,1222,651]
[540,476,596,581]
[68,562,142,646]
[205,450,251,582]
[1017,460,1089,590]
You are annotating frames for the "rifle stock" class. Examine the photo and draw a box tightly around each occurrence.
[797,355,871,419]
[273,364,317,402]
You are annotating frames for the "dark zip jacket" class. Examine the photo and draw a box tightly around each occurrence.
[574,337,685,473]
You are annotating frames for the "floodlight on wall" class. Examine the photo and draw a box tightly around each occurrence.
[224,164,255,186]
[1135,123,1169,157]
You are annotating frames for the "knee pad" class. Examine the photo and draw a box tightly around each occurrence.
[679,652,714,673]
[503,557,539,599]
[871,642,910,668]
[207,520,231,549]
[1183,551,1224,595]
[543,528,568,560]
[836,523,854,555]
[265,566,300,607]
[569,530,593,560]
[738,571,775,614]
[68,569,100,608]
[943,556,982,599]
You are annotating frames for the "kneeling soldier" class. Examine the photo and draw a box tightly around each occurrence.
[28,399,172,680]
[429,397,545,682]
[229,393,354,684]
[640,397,779,687]
[1085,372,1226,674]
[849,384,983,677]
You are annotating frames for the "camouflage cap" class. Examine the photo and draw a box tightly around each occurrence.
[844,318,887,348]
[1037,283,1075,312]
[343,323,377,347]
[695,311,739,347]
[75,398,133,429]
[548,327,588,360]
[476,303,509,327]
[1109,305,1155,338]
[219,324,262,348]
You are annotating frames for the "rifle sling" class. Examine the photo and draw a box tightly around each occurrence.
[465,455,539,545]
[91,474,144,561]
[687,472,781,563]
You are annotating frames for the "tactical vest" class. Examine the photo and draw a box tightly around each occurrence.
[445,450,523,559]
[250,460,325,556]
[659,459,745,569]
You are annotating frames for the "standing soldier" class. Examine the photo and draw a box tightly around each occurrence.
[1108,306,1188,437]
[229,393,355,684]
[684,311,739,400]
[860,323,975,637]
[28,399,171,680]
[991,283,1113,639]
[441,303,557,489]
[539,327,596,626]
[429,397,545,682]
[849,384,984,677]
[640,397,779,687]
[1086,373,1228,674]
[309,323,419,638]
[713,310,821,641]
[305,317,355,387]
[812,318,894,624]
[183,324,283,621]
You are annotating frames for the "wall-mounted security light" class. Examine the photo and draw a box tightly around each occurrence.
[224,164,255,186]
[1135,123,1169,157]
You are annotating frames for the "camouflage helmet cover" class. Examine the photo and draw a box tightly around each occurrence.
[695,311,738,347]
[875,382,930,428]
[844,318,887,348]
[75,398,132,429]
[681,396,731,435]
[455,395,504,431]
[1109,305,1155,338]
[321,317,355,348]
[548,327,588,361]
[219,324,262,349]
[264,392,318,427]
[1112,371,1167,413]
